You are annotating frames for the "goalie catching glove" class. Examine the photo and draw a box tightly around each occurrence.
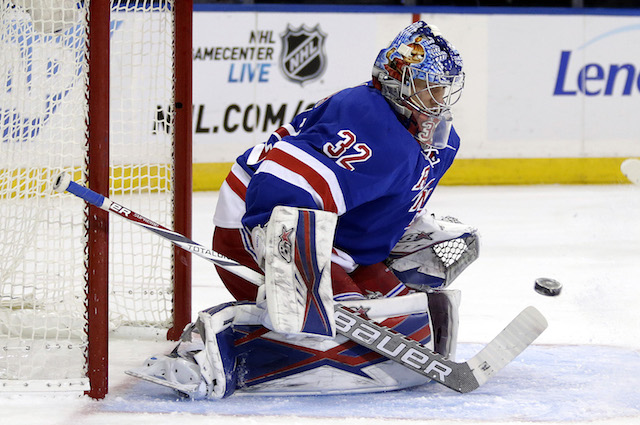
[386,212,479,290]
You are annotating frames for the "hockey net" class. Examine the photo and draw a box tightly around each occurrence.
[0,0,192,397]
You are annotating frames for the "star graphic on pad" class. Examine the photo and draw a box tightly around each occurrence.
[353,306,371,320]
[280,226,293,243]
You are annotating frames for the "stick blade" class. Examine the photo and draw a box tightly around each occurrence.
[466,306,547,387]
[621,158,640,185]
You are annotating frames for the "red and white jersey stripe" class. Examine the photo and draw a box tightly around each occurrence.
[256,142,347,215]
[213,163,251,228]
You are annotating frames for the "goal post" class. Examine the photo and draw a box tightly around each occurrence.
[86,0,110,399]
[171,0,193,344]
[0,0,193,399]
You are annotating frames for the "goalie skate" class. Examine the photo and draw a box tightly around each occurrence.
[126,355,206,398]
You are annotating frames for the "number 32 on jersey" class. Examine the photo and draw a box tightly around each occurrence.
[322,129,372,171]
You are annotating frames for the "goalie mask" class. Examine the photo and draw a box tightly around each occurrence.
[372,21,464,150]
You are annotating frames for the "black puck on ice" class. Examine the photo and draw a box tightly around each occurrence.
[534,278,562,296]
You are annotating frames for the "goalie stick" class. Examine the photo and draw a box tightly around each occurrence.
[53,172,547,393]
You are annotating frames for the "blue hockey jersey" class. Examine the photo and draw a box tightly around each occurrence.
[216,83,459,267]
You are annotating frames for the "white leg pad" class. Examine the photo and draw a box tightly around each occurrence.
[263,205,337,338]
[127,303,241,399]
[197,305,238,399]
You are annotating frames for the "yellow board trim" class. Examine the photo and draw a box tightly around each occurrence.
[193,162,234,191]
[191,157,636,191]
[440,157,635,186]
[0,167,83,199]
[110,164,172,194]
[1,166,172,198]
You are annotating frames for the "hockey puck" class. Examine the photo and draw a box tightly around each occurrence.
[534,278,562,296]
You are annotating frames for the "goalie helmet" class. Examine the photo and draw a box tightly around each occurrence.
[373,21,464,149]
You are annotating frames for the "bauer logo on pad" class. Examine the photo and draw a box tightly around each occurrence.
[280,24,327,85]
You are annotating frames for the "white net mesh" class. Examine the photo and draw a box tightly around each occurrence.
[0,0,177,390]
[0,0,89,388]
[108,1,175,328]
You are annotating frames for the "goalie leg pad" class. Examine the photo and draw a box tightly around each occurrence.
[126,302,242,399]
[195,302,240,399]
[234,297,437,395]
[261,205,338,338]
[129,294,461,397]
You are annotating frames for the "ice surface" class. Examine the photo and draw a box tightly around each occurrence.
[2,184,639,425]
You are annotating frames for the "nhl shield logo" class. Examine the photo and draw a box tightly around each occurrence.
[280,24,327,84]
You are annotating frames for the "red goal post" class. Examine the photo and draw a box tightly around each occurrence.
[0,0,192,399]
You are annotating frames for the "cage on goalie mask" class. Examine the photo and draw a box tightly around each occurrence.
[372,21,464,149]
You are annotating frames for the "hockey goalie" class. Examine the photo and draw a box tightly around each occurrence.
[128,20,479,398]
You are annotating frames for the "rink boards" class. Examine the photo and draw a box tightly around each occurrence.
[188,6,640,187]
